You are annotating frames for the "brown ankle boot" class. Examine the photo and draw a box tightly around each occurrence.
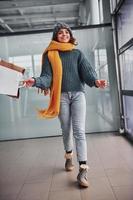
[64,152,74,171]
[77,164,90,187]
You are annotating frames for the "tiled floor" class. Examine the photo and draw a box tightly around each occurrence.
[0,133,133,200]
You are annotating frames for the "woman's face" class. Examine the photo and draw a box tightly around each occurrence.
[57,28,70,43]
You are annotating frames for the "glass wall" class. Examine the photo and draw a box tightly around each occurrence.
[0,26,120,140]
[110,0,133,139]
[123,96,133,136]
[117,0,133,48]
[119,47,133,90]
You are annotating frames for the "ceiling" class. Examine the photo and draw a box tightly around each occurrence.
[0,0,85,35]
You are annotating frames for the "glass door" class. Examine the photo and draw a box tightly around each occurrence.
[120,46,133,138]
[115,0,133,140]
[0,26,120,140]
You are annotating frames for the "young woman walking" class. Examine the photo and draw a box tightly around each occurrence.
[24,22,107,187]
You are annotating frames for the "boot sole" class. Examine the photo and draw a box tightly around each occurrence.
[65,166,74,171]
[77,180,89,188]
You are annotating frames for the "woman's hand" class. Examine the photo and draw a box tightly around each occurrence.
[95,79,108,89]
[24,78,50,96]
[24,78,35,87]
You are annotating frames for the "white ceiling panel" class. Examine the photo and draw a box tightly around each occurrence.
[0,0,84,34]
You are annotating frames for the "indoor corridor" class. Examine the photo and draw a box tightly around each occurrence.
[0,0,133,200]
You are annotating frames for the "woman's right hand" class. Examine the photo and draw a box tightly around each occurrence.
[24,78,35,87]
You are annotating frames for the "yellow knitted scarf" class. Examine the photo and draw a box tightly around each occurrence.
[38,40,75,118]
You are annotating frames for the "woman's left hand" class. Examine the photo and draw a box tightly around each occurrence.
[95,79,108,89]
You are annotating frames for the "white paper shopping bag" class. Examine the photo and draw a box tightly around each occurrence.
[0,60,25,98]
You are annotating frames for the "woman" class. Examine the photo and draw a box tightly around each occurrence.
[24,22,107,187]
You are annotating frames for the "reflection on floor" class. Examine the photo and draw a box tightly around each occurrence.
[0,133,133,200]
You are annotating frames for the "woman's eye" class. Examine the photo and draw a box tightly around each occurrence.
[58,32,63,35]
[65,30,68,33]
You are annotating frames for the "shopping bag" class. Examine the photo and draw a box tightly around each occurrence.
[0,60,25,98]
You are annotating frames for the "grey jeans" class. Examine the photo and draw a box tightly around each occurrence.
[59,91,87,162]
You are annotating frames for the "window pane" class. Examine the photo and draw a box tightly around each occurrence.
[120,46,133,90]
[0,27,119,140]
[110,0,117,13]
[123,96,133,137]
[117,0,133,48]
[9,55,33,78]
[33,54,42,77]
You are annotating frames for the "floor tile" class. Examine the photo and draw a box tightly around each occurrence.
[113,186,133,200]
[0,183,22,200]
[17,182,50,200]
[48,189,81,200]
[80,177,116,200]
